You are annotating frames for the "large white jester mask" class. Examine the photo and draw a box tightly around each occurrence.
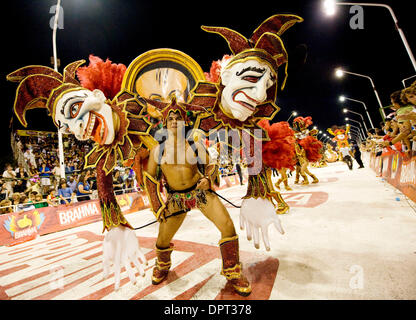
[54,88,115,145]
[220,59,276,122]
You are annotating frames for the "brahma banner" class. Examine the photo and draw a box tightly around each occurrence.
[0,174,245,246]
[0,192,149,246]
[366,151,416,203]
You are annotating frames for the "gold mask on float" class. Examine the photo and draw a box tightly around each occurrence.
[135,68,189,103]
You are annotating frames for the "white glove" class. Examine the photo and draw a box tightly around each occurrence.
[240,197,285,251]
[102,226,147,290]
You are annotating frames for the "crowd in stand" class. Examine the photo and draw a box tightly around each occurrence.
[361,80,416,157]
[0,134,139,214]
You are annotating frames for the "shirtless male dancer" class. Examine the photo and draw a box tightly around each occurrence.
[143,107,252,296]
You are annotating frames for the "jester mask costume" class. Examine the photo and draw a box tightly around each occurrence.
[327,125,351,150]
[191,14,303,215]
[7,56,154,232]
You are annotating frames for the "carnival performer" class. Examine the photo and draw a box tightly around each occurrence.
[339,145,354,170]
[327,125,351,161]
[187,14,303,246]
[142,98,252,296]
[292,116,322,185]
[325,143,338,163]
[258,119,296,192]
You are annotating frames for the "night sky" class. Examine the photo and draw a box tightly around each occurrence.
[1,0,415,163]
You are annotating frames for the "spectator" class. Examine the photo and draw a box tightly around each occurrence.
[113,170,124,195]
[384,90,413,155]
[2,164,16,196]
[0,199,13,214]
[11,192,21,208]
[76,172,92,202]
[67,176,77,192]
[28,191,37,204]
[58,181,72,205]
[25,178,42,196]
[17,194,35,211]
[39,162,52,195]
[122,168,133,191]
[51,161,61,181]
[86,169,97,191]
[34,194,48,208]
[49,176,59,194]
[46,189,60,207]
[0,182,8,201]
[11,165,26,193]
[23,148,37,172]
[70,192,78,203]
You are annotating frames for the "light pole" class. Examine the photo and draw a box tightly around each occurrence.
[349,131,361,143]
[324,1,416,72]
[52,0,66,179]
[287,111,298,122]
[343,108,368,132]
[345,118,366,138]
[401,75,416,88]
[336,68,386,119]
[349,126,364,141]
[339,95,375,128]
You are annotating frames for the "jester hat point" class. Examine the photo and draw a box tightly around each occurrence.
[7,60,86,127]
[144,95,208,126]
[201,14,303,90]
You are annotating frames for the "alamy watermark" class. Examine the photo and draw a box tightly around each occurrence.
[49,4,64,30]
[152,126,264,175]
[49,265,65,290]
[349,265,364,289]
[349,5,364,30]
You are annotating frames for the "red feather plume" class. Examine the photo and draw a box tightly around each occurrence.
[204,55,233,83]
[76,54,127,100]
[298,136,323,162]
[259,120,297,170]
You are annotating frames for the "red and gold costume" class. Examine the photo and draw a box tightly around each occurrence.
[292,116,322,185]
[7,56,154,232]
[258,119,296,191]
[190,14,304,215]
[327,125,351,160]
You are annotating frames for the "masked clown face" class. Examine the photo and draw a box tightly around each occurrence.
[54,88,115,145]
[221,59,276,122]
[135,68,189,103]
[336,133,346,141]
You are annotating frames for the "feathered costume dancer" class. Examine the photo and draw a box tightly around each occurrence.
[325,143,339,163]
[258,119,296,191]
[292,116,322,185]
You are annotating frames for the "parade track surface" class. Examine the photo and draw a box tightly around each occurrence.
[1,162,415,300]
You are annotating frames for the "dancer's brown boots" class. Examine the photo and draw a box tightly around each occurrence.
[219,236,252,297]
[152,244,173,285]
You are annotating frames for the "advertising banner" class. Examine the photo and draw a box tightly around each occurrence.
[0,174,247,246]
[366,151,416,203]
[0,192,148,246]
